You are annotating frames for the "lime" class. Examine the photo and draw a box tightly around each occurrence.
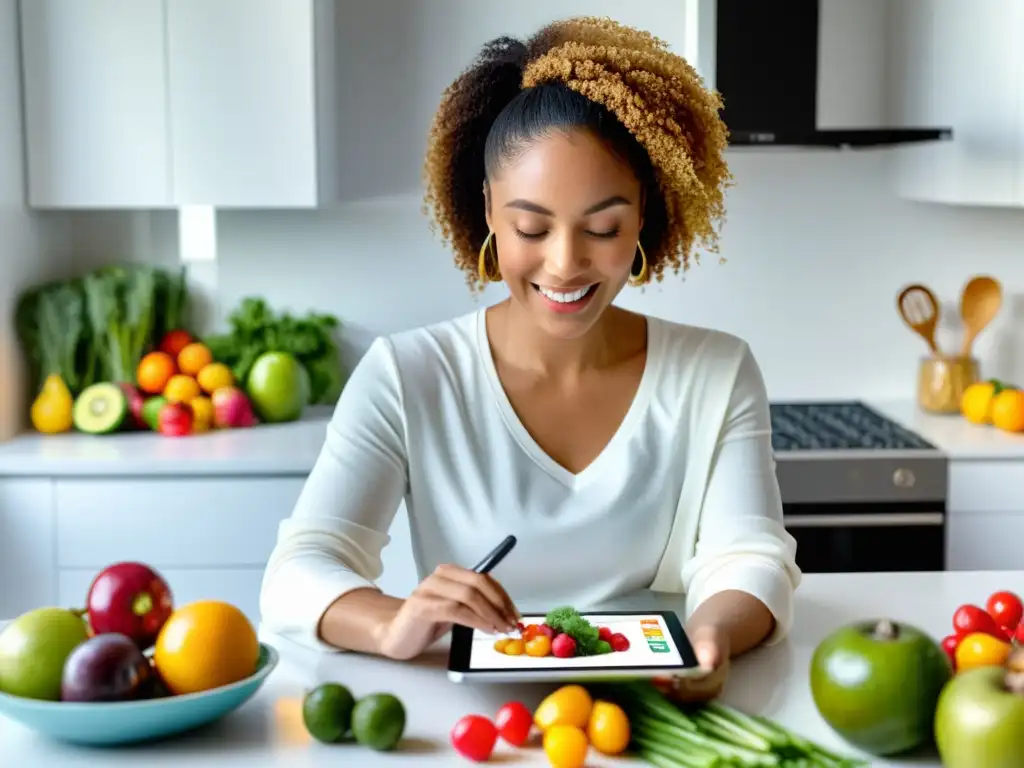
[302,682,356,743]
[351,692,406,751]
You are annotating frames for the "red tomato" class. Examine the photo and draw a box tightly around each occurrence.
[450,715,498,762]
[1016,622,1024,645]
[952,604,1006,641]
[598,626,613,642]
[495,701,532,747]
[522,624,540,642]
[538,624,555,639]
[986,591,1024,630]
[941,634,961,669]
[610,633,630,652]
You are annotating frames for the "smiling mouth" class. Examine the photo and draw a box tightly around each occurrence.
[531,284,598,304]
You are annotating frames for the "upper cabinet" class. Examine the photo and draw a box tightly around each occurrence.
[19,0,341,209]
[890,0,1024,207]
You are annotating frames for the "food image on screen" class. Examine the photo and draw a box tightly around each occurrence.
[468,607,684,670]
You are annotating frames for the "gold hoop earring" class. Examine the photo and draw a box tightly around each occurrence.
[628,241,648,286]
[478,231,501,282]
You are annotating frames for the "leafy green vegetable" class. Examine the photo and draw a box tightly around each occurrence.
[544,606,601,656]
[594,680,867,767]
[15,264,190,396]
[203,297,346,405]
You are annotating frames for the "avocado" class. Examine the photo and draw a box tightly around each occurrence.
[72,383,129,435]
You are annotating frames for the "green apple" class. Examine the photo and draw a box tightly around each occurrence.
[934,650,1024,768]
[809,618,952,756]
[0,607,90,700]
[246,351,311,423]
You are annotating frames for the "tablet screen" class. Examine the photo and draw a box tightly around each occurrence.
[468,611,686,670]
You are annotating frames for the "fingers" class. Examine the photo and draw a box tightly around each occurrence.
[415,565,517,633]
[435,564,520,626]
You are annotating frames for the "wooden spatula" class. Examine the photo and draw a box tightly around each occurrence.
[897,283,941,356]
[960,275,1002,357]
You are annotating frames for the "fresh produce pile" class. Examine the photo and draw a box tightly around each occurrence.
[942,590,1023,673]
[810,599,1024,768]
[0,561,260,704]
[449,681,863,767]
[18,270,347,436]
[495,607,631,658]
[301,681,406,753]
[203,296,345,408]
[961,379,1024,434]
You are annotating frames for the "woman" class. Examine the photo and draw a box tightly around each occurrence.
[260,16,800,701]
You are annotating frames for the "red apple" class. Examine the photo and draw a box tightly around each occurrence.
[211,386,259,428]
[117,383,147,429]
[86,562,174,649]
[157,401,193,436]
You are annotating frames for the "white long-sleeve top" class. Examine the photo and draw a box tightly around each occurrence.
[259,309,802,652]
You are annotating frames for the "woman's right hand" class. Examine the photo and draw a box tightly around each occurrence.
[375,564,520,661]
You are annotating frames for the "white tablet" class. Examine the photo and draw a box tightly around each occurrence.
[447,608,701,683]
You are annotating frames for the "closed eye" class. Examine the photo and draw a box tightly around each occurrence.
[513,228,620,241]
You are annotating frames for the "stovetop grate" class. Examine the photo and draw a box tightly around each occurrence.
[769,401,935,451]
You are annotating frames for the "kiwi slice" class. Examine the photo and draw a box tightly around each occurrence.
[72,383,128,435]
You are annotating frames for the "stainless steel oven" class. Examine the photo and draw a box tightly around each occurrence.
[771,403,947,574]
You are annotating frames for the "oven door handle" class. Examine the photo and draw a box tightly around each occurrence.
[783,512,944,528]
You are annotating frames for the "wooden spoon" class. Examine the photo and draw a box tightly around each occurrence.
[959,275,1003,357]
[897,283,941,355]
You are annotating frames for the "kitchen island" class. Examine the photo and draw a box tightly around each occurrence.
[3,570,1018,767]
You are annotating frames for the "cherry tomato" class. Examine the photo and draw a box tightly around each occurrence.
[941,634,961,670]
[495,701,532,747]
[1016,622,1024,645]
[538,624,556,639]
[522,624,541,642]
[610,633,630,652]
[598,626,613,643]
[952,604,1006,641]
[986,591,1024,630]
[451,714,498,762]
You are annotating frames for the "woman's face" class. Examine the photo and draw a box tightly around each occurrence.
[484,128,643,339]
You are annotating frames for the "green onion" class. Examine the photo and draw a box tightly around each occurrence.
[591,681,868,768]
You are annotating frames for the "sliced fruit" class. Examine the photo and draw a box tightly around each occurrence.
[72,382,128,434]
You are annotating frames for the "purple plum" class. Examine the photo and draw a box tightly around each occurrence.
[60,633,152,702]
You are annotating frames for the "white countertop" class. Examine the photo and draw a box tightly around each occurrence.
[869,399,1024,460]
[4,570,1019,766]
[1,398,1021,477]
[0,407,334,476]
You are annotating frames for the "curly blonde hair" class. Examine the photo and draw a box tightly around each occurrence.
[423,16,732,290]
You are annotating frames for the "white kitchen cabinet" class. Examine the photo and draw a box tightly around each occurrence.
[0,480,57,618]
[18,0,172,208]
[890,0,1024,207]
[19,0,341,209]
[946,460,1024,571]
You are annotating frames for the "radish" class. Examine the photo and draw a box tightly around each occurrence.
[610,633,630,652]
[598,626,613,642]
[551,633,577,658]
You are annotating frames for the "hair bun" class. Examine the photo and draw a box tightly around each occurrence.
[478,36,528,71]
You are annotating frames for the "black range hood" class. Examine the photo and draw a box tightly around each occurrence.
[709,0,952,148]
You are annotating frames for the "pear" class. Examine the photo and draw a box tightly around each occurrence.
[30,373,74,434]
[0,607,90,700]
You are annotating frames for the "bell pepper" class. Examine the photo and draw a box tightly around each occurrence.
[954,632,1013,673]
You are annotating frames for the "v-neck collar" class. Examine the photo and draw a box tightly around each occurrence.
[475,308,662,490]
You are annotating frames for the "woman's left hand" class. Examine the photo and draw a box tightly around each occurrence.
[653,624,730,703]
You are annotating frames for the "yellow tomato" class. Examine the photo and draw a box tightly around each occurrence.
[543,724,589,768]
[196,362,235,394]
[526,634,552,657]
[189,396,214,432]
[503,638,525,656]
[955,631,1013,673]
[586,700,631,755]
[961,381,1000,424]
[534,684,593,731]
[163,374,201,404]
[493,638,511,653]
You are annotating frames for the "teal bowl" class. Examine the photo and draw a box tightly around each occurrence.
[0,642,278,745]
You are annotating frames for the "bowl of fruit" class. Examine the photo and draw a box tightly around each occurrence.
[0,562,278,745]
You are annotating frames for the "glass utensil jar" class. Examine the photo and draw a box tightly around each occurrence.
[917,355,978,414]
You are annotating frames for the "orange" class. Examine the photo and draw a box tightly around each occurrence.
[190,395,214,432]
[163,374,201,404]
[991,388,1024,433]
[586,700,630,755]
[137,351,177,395]
[153,600,260,696]
[178,342,214,377]
[196,362,234,393]
[961,380,1002,425]
[159,329,193,359]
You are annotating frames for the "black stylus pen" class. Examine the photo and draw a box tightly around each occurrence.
[473,534,517,574]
